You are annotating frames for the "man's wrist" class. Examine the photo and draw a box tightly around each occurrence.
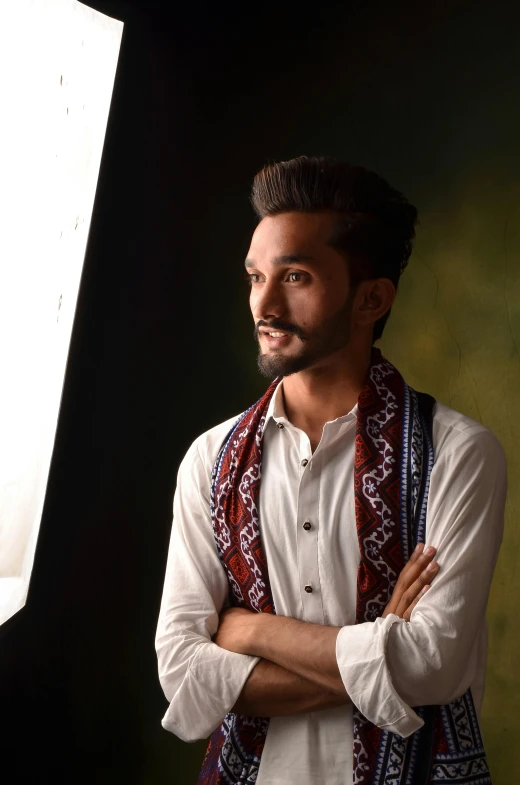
[245,613,346,696]
[249,613,296,660]
[247,610,272,658]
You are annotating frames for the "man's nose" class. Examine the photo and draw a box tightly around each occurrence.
[251,280,286,322]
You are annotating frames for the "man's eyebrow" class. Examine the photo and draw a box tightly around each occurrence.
[244,254,316,268]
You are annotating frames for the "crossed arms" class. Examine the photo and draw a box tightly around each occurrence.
[215,545,438,717]
[156,425,506,742]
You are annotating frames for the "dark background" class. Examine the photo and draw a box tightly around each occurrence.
[2,1,519,783]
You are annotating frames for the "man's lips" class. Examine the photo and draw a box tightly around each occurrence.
[259,329,291,337]
[259,330,294,348]
[255,320,306,342]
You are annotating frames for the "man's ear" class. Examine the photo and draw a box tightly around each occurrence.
[355,278,397,328]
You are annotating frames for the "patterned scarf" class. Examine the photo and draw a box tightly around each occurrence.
[198,349,491,785]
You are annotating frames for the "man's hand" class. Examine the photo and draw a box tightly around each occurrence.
[382,542,439,620]
[213,606,254,654]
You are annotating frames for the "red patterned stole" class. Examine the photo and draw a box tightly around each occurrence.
[354,357,405,625]
[198,349,491,785]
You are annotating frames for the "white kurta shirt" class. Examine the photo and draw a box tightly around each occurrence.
[155,382,507,785]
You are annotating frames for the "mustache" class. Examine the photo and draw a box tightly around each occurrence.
[254,319,307,342]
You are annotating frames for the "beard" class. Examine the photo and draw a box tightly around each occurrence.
[255,293,355,379]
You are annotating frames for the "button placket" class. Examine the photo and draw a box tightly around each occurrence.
[296,448,324,624]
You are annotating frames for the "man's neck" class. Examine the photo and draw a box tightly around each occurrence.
[281,345,372,450]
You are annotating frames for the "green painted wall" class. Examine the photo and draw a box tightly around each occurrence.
[380,177,520,780]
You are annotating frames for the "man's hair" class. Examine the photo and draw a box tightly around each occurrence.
[250,155,417,342]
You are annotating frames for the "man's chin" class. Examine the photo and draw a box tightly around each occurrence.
[257,350,313,379]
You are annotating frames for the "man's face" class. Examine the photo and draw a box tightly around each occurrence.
[246,211,355,378]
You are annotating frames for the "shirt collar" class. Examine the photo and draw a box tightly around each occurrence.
[265,380,359,428]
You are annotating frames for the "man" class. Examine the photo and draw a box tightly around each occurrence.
[156,157,506,784]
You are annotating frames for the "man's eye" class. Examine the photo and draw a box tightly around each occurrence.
[288,272,304,282]
[245,273,261,284]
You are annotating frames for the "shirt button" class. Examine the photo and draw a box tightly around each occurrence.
[301,459,308,467]
[303,521,312,531]
[304,584,313,593]
[276,422,284,429]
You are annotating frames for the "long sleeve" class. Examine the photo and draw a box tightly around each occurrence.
[336,423,507,738]
[155,439,260,742]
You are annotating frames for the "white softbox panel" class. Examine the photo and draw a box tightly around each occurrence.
[0,0,124,626]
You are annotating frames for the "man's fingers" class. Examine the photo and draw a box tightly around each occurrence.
[407,545,437,579]
[396,543,425,578]
[382,544,438,619]
[395,545,437,591]
[403,585,430,622]
[407,542,425,565]
[395,561,439,617]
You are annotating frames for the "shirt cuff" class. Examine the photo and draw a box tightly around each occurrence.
[161,641,260,742]
[336,614,424,738]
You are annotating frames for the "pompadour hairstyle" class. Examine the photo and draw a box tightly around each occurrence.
[250,155,417,342]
